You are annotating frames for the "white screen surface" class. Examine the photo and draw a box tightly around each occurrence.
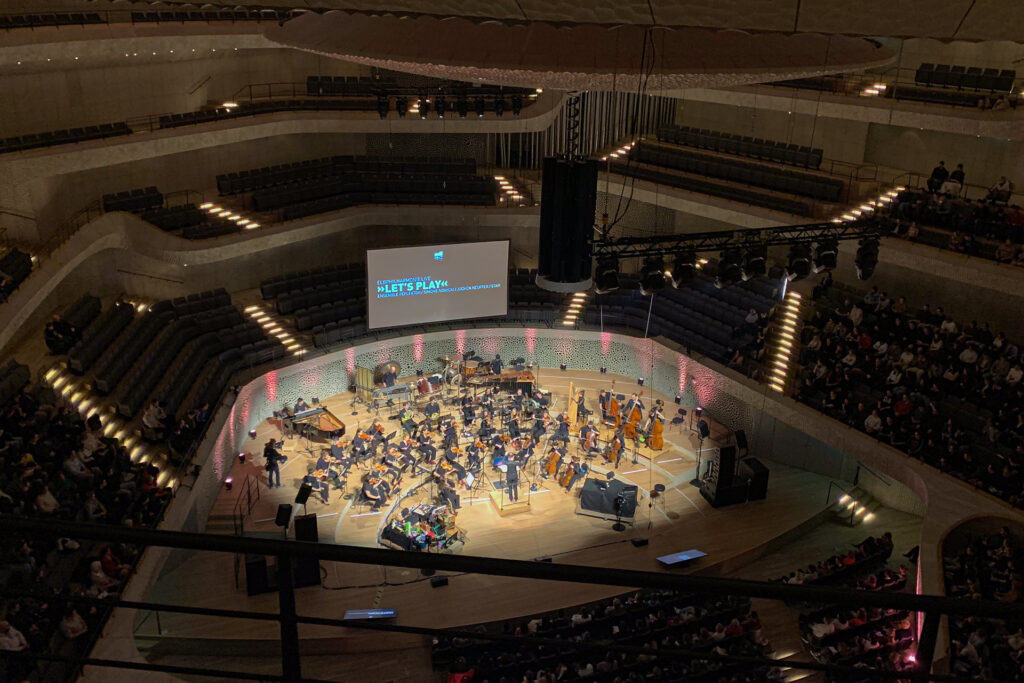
[367,241,509,330]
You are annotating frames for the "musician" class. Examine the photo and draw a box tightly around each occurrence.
[505,458,520,502]
[466,440,483,471]
[623,393,644,418]
[491,354,503,375]
[352,429,374,459]
[553,413,570,445]
[362,476,386,511]
[442,421,458,449]
[479,392,494,417]
[610,428,627,468]
[330,437,349,460]
[381,450,403,481]
[530,412,548,441]
[533,390,550,408]
[563,457,586,493]
[399,403,417,436]
[460,393,475,425]
[541,446,565,479]
[576,390,589,422]
[580,421,599,457]
[507,411,522,439]
[263,439,284,489]
[302,470,330,504]
[511,389,525,411]
[381,366,397,388]
[315,451,345,488]
[417,436,438,464]
[598,390,610,421]
[423,398,441,426]
[438,477,461,511]
[294,397,310,414]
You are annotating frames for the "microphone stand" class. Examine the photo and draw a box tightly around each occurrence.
[690,433,706,488]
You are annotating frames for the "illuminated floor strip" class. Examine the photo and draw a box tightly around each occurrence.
[493,175,532,206]
[199,202,261,230]
[767,290,803,393]
[42,365,177,489]
[244,304,308,358]
[560,291,587,327]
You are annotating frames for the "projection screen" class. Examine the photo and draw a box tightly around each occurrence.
[366,241,509,330]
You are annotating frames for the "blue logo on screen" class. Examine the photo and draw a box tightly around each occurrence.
[433,250,444,261]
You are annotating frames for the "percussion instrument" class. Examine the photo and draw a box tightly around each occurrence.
[463,360,480,377]
[417,377,431,394]
[373,383,414,402]
[374,361,401,384]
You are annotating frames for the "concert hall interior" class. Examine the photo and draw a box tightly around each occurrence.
[1,3,1024,683]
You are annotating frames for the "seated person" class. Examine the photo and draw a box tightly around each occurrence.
[294,397,310,414]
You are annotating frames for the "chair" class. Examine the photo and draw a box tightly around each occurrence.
[670,408,687,431]
[931,64,951,87]
[947,65,965,89]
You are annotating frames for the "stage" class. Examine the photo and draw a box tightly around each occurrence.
[142,367,835,672]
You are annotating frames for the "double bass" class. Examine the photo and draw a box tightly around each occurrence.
[608,393,621,429]
[645,404,665,451]
[622,392,644,440]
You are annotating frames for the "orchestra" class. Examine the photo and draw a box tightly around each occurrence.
[259,354,693,553]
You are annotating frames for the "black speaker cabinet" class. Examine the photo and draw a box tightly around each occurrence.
[715,445,737,489]
[700,481,748,508]
[739,457,770,501]
[295,482,313,506]
[536,157,598,291]
[245,555,271,596]
[735,429,748,455]
[274,503,293,527]
[294,513,319,541]
[293,557,321,588]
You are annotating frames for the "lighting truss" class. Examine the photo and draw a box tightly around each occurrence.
[591,219,884,261]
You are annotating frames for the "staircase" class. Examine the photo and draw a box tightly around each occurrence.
[830,485,880,526]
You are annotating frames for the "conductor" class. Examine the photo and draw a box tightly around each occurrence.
[505,458,520,503]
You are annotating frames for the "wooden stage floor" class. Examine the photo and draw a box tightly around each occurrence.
[145,369,836,653]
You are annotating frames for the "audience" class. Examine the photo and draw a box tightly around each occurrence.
[0,383,172,681]
[795,289,1024,509]
[434,590,780,683]
[944,526,1024,681]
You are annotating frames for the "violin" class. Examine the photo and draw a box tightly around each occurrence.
[499,434,512,442]
[357,430,373,440]
[474,439,486,449]
[451,446,462,455]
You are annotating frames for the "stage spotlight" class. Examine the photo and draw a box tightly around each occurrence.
[475,96,485,118]
[248,429,258,439]
[813,239,839,273]
[225,477,233,491]
[457,96,468,118]
[674,394,682,404]
[600,366,607,374]
[637,377,644,386]
[594,258,620,294]
[559,363,567,371]
[640,257,666,295]
[418,96,430,119]
[494,97,505,117]
[786,244,811,281]
[855,237,880,280]
[741,247,767,281]
[695,406,703,419]
[237,452,246,464]
[715,249,742,288]
[435,97,447,119]
[396,97,408,118]
[376,95,389,119]
[511,94,523,115]
[670,251,696,287]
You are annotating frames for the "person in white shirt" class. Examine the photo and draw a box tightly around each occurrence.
[940,317,958,335]
[848,305,864,328]
[1006,364,1023,385]
[899,349,915,367]
[959,346,979,365]
[59,608,88,640]
[864,410,883,434]
[811,617,836,640]
[0,621,28,651]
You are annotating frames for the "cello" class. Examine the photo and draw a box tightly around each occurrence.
[544,449,561,478]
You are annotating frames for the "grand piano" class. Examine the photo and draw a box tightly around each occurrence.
[291,407,346,438]
[466,370,535,394]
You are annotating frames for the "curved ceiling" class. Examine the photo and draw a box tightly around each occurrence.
[266,13,893,92]
[143,0,1024,41]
